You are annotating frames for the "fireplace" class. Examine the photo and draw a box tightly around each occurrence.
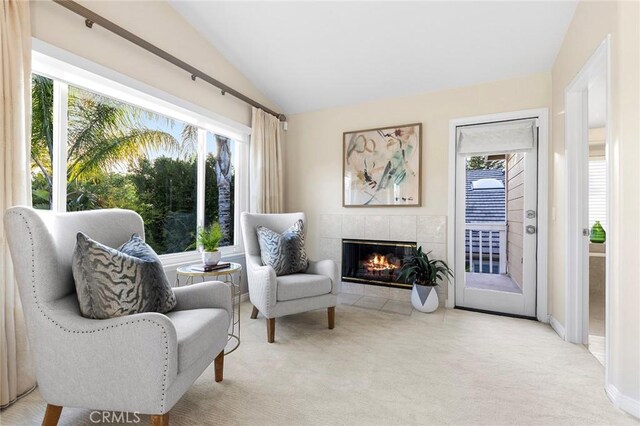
[342,239,417,289]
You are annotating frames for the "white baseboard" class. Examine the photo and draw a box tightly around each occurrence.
[606,383,640,419]
[240,292,249,303]
[549,315,566,340]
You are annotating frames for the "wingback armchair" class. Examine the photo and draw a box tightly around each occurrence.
[240,212,338,343]
[4,207,232,426]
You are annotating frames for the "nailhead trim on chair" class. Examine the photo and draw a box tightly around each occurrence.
[8,211,170,413]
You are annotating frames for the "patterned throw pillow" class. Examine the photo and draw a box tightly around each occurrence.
[257,219,309,276]
[72,232,176,319]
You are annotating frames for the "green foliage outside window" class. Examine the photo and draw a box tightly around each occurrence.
[30,74,234,255]
[466,156,505,170]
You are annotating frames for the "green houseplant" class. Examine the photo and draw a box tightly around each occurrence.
[398,246,453,312]
[197,223,223,265]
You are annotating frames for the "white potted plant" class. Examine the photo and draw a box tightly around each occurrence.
[197,223,222,266]
[397,246,453,313]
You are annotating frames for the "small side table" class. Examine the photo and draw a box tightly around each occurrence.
[175,262,242,355]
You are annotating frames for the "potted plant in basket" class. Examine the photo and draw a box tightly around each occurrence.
[197,223,223,266]
[398,246,453,313]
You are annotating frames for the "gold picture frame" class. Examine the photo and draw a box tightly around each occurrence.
[343,123,422,207]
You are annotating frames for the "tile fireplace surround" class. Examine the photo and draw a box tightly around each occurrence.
[316,214,448,305]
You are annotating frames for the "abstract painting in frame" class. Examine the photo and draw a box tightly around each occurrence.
[343,123,421,207]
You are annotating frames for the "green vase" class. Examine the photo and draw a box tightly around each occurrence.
[590,221,606,243]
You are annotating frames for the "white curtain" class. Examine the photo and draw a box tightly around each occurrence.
[250,107,284,213]
[0,0,36,408]
[457,118,537,155]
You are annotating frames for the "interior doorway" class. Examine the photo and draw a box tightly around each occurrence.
[564,38,610,369]
[587,128,607,365]
[448,109,549,321]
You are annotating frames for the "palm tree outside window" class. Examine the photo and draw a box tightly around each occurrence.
[30,74,235,255]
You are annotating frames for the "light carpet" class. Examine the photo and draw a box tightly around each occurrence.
[1,302,636,425]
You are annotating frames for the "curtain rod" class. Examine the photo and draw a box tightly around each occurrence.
[52,0,286,122]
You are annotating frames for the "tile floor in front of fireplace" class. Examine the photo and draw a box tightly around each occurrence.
[338,292,415,315]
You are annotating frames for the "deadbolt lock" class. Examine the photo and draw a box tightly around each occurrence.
[526,210,536,219]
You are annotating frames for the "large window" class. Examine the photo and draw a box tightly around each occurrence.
[30,64,244,257]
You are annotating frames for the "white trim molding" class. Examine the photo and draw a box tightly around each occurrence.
[447,108,549,321]
[605,384,640,419]
[563,37,612,389]
[549,316,566,340]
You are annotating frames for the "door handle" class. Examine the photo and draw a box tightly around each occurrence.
[526,225,537,235]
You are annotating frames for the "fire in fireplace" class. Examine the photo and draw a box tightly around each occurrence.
[367,254,397,272]
[342,239,416,288]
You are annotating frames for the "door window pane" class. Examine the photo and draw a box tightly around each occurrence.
[30,74,54,209]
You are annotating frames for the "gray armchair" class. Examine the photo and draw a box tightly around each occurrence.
[240,212,338,343]
[4,207,232,426]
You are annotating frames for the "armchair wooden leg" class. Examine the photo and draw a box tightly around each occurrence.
[42,404,63,426]
[328,306,335,330]
[150,412,169,426]
[250,305,259,319]
[267,317,275,343]
[214,350,224,382]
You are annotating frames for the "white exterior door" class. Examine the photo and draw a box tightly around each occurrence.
[454,120,539,317]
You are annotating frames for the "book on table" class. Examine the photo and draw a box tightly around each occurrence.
[191,263,231,272]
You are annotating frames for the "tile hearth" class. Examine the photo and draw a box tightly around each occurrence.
[338,292,414,316]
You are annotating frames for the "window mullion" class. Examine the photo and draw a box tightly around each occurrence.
[196,128,207,230]
[234,136,249,250]
[52,81,68,212]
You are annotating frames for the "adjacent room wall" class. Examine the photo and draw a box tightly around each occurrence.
[30,0,279,128]
[284,72,551,303]
[550,0,639,414]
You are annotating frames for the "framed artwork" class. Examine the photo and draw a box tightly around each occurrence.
[343,123,422,207]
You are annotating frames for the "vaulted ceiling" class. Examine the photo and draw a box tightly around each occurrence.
[170,1,578,114]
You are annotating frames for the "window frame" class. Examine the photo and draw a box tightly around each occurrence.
[32,40,251,262]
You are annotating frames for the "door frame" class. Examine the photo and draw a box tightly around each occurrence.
[447,108,549,322]
[563,37,611,373]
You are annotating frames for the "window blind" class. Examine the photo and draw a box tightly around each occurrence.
[457,119,537,155]
[588,159,607,231]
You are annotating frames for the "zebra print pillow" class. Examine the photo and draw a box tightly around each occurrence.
[256,219,309,276]
[72,232,176,319]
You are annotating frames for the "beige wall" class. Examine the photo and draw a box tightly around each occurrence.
[285,72,551,261]
[30,0,279,128]
[551,0,639,409]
